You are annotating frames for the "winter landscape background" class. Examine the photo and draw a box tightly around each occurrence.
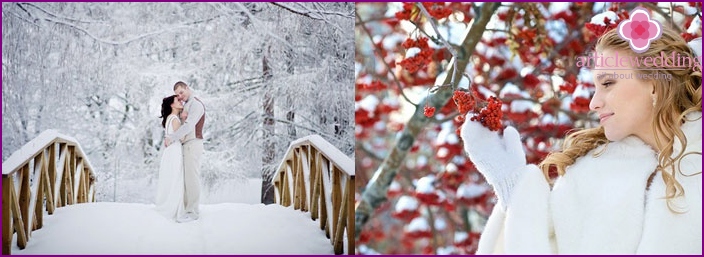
[2,2,354,204]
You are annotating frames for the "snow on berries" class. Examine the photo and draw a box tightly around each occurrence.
[398,37,433,73]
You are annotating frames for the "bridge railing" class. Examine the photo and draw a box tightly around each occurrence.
[272,135,354,255]
[2,130,97,254]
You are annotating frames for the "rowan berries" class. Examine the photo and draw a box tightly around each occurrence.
[424,106,436,117]
[469,96,503,131]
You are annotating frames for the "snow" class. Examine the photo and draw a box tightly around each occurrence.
[510,100,534,113]
[358,245,381,255]
[454,231,469,243]
[435,122,459,145]
[434,218,447,230]
[688,16,702,34]
[273,134,354,181]
[572,83,591,98]
[395,195,419,212]
[589,11,618,26]
[2,129,94,176]
[431,22,467,47]
[558,112,571,124]
[406,217,430,232]
[357,74,373,85]
[382,34,407,50]
[670,2,700,15]
[445,163,458,173]
[416,155,428,167]
[477,85,497,98]
[437,246,457,255]
[389,180,401,191]
[437,147,450,159]
[415,176,435,194]
[549,2,571,14]
[541,114,556,124]
[578,67,594,83]
[499,82,521,97]
[689,37,702,58]
[541,113,570,125]
[356,94,380,113]
[405,47,421,58]
[456,183,488,199]
[202,178,263,204]
[547,20,568,44]
[11,202,334,254]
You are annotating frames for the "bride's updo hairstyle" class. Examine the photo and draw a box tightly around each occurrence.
[160,95,178,128]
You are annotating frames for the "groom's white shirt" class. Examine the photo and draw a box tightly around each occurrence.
[168,95,204,143]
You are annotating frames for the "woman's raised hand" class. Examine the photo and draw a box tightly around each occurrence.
[460,119,527,209]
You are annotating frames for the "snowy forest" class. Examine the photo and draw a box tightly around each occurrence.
[354,2,701,255]
[2,2,354,204]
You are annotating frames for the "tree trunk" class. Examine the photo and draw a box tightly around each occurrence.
[261,51,276,204]
[285,34,297,139]
[354,2,500,239]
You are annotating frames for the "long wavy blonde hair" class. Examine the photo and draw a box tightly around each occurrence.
[539,27,702,210]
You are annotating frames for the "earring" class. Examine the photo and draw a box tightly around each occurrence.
[651,95,656,107]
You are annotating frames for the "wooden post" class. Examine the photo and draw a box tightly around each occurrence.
[19,164,31,240]
[293,148,301,210]
[331,166,341,242]
[9,177,27,249]
[310,152,321,220]
[333,176,350,254]
[347,176,355,255]
[33,154,44,230]
[3,176,13,254]
[319,161,329,237]
[299,146,308,212]
[47,143,56,214]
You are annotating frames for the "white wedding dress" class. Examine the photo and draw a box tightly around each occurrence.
[155,114,186,220]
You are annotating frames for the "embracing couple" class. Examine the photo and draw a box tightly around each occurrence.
[155,81,206,223]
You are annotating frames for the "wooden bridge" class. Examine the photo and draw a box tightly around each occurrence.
[2,130,354,254]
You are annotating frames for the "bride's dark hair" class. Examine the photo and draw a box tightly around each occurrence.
[160,95,178,128]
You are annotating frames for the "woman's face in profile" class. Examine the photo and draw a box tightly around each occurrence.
[171,98,183,110]
[589,49,656,143]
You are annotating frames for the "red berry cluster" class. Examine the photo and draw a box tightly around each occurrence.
[423,106,436,117]
[584,10,630,40]
[421,2,453,20]
[356,80,387,92]
[399,37,433,73]
[470,96,503,131]
[395,2,453,21]
[452,90,477,114]
[569,96,591,113]
[682,32,699,42]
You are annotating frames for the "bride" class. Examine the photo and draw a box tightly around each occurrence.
[155,95,187,221]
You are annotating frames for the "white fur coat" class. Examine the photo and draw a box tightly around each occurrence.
[476,112,702,254]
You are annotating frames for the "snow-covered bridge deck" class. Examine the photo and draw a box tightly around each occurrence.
[11,202,334,254]
[3,131,354,254]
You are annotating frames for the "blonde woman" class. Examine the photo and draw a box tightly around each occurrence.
[461,27,701,254]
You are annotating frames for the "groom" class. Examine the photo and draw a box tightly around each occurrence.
[165,81,205,222]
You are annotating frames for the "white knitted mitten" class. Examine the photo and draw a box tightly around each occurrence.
[460,120,527,210]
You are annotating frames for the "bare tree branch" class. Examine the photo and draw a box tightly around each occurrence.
[355,11,418,107]
[355,2,501,240]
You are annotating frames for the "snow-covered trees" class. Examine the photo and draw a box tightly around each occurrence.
[355,2,700,254]
[2,2,354,203]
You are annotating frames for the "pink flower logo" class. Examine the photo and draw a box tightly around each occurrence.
[618,7,662,53]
